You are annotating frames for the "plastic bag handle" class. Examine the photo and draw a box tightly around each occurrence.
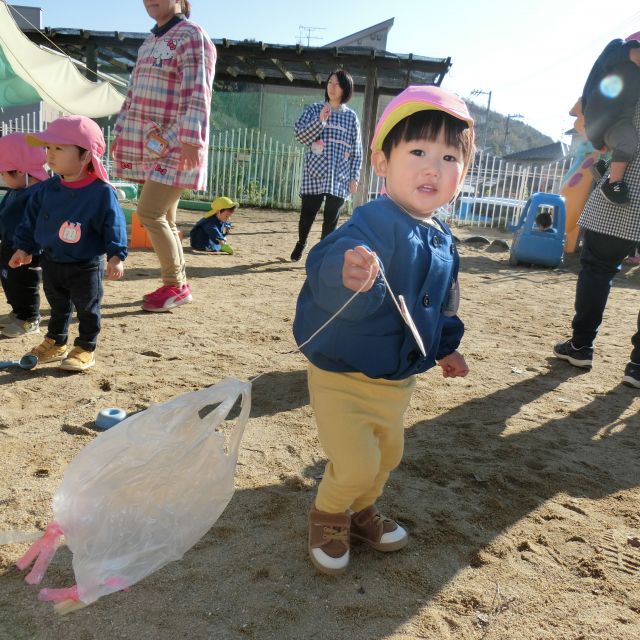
[226,382,252,458]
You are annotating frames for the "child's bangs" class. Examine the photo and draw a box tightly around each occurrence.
[382,110,474,163]
[403,111,467,148]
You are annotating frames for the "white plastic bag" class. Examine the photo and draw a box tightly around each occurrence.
[17,378,251,607]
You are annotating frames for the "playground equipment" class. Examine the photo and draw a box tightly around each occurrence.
[560,99,600,252]
[508,192,566,268]
[0,354,37,371]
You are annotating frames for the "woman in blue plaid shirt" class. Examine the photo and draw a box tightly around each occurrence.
[290,69,363,262]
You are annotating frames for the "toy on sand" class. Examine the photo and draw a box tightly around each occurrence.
[508,192,566,268]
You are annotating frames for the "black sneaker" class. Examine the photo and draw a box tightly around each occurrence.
[553,339,593,368]
[622,361,640,388]
[290,241,306,262]
[589,158,609,181]
[600,179,630,206]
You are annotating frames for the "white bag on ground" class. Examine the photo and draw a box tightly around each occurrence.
[17,378,251,606]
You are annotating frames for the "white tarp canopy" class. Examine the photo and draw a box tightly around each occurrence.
[0,0,125,117]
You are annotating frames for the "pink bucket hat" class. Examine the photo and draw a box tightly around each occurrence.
[625,31,640,42]
[26,115,109,183]
[0,132,49,181]
[371,85,474,151]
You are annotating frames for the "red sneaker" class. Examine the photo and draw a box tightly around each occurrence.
[142,285,172,303]
[142,284,192,312]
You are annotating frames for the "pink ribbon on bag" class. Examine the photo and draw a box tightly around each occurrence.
[16,521,64,585]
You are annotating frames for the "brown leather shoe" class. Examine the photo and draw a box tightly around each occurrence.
[351,505,408,552]
[308,506,350,575]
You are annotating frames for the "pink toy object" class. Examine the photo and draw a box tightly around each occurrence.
[16,379,251,610]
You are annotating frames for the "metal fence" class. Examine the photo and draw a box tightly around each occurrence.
[367,149,570,230]
[0,111,40,135]
[3,116,571,228]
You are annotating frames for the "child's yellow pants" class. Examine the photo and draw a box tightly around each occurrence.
[308,364,416,514]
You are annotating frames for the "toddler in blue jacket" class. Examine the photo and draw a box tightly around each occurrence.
[0,133,49,338]
[293,85,474,575]
[10,115,127,372]
[189,196,237,254]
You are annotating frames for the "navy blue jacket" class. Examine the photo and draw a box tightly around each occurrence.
[14,176,128,263]
[293,196,464,380]
[0,183,46,252]
[189,214,228,250]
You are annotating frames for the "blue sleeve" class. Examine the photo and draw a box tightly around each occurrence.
[13,187,42,255]
[103,189,128,261]
[436,315,465,360]
[294,103,325,146]
[305,235,387,321]
[198,217,225,243]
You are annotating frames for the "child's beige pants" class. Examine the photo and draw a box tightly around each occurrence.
[308,364,416,514]
[137,180,186,286]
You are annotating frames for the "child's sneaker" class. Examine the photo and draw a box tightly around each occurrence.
[2,318,40,338]
[553,339,593,368]
[29,337,68,363]
[142,284,172,303]
[350,505,408,552]
[0,311,16,328]
[622,361,640,388]
[308,506,350,575]
[59,346,96,371]
[589,158,609,181]
[142,284,192,312]
[600,179,630,206]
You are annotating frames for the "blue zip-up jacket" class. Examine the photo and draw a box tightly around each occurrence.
[0,182,46,253]
[293,196,464,380]
[189,214,229,250]
[14,176,128,263]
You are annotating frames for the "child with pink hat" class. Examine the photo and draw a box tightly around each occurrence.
[0,132,49,338]
[293,85,475,575]
[9,115,128,372]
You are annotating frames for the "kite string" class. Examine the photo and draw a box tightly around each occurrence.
[249,255,406,384]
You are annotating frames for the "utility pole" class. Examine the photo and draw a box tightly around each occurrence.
[471,89,492,151]
[504,113,524,153]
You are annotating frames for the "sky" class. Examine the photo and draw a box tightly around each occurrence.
[9,0,640,141]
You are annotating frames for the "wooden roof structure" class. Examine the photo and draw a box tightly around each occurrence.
[22,27,453,201]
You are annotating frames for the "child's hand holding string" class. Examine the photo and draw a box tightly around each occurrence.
[342,246,379,292]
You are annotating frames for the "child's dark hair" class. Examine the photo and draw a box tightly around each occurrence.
[535,211,553,229]
[381,110,475,168]
[324,69,354,104]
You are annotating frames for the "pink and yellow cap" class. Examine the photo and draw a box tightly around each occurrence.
[371,85,474,151]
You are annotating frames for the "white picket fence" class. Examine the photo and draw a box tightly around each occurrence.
[3,115,571,228]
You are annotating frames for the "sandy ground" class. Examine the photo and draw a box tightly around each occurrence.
[0,207,639,640]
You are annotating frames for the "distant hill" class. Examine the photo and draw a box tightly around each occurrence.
[465,101,554,157]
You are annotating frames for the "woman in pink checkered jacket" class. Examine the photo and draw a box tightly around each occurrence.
[112,0,216,312]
